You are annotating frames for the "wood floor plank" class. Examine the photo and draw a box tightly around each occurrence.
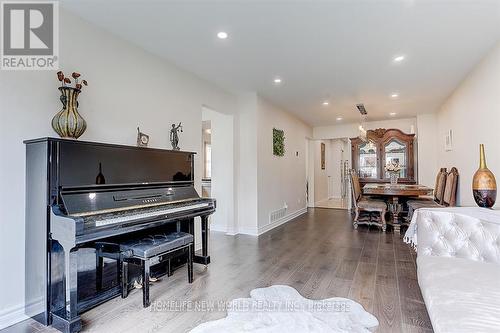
[401,298,433,329]
[335,259,359,280]
[376,263,397,287]
[348,262,377,312]
[373,284,402,333]
[325,278,352,298]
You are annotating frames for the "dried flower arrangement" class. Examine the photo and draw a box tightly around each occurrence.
[57,71,88,90]
[385,161,401,173]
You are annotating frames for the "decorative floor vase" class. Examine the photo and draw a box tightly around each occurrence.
[473,144,497,208]
[52,87,87,139]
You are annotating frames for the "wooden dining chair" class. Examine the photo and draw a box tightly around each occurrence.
[407,167,459,219]
[349,170,387,232]
[411,168,447,204]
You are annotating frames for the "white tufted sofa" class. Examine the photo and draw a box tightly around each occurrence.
[412,207,500,333]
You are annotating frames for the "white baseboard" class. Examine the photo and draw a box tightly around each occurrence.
[258,207,307,235]
[235,208,308,236]
[236,226,259,236]
[0,303,28,330]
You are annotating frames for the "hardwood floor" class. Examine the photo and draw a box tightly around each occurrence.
[2,208,432,333]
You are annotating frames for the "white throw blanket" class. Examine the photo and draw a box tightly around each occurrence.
[404,207,500,250]
[190,285,378,333]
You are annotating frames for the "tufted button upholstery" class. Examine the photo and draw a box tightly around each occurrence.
[416,209,500,264]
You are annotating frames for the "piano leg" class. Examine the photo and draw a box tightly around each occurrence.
[193,215,211,265]
[52,248,82,333]
[142,260,151,308]
[121,260,128,298]
[188,243,194,283]
[96,252,103,291]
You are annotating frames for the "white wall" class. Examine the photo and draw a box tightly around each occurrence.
[0,9,237,328]
[234,93,259,234]
[307,139,316,207]
[436,42,500,207]
[416,113,438,187]
[256,97,312,234]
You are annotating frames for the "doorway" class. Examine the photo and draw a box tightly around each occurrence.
[307,138,351,210]
[201,106,234,233]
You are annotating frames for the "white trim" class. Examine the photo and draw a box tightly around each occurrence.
[236,226,259,236]
[0,303,28,330]
[234,208,308,236]
[258,207,307,235]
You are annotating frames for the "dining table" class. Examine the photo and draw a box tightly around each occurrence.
[363,183,433,234]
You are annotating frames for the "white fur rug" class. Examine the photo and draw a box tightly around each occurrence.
[190,285,378,332]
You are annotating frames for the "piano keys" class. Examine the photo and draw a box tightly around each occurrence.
[24,138,215,333]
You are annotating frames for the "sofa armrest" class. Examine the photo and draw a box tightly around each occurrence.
[416,208,500,264]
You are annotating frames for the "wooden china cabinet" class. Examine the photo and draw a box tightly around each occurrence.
[351,128,416,185]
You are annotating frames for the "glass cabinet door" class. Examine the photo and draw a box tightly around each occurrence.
[384,139,407,178]
[358,140,378,179]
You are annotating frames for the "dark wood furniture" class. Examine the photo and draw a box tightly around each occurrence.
[349,170,388,231]
[24,138,216,333]
[351,128,416,185]
[363,183,433,234]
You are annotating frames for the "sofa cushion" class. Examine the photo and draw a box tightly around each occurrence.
[417,255,500,333]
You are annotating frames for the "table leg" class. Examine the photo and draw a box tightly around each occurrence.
[389,197,402,234]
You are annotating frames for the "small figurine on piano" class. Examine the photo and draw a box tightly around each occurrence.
[170,122,183,150]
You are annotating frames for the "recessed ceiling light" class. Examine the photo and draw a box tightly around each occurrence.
[389,112,397,116]
[217,31,228,39]
[273,77,282,84]
[393,55,405,62]
[322,101,329,106]
[336,117,343,121]
[391,93,399,98]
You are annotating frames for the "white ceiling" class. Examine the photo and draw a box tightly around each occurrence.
[61,0,500,126]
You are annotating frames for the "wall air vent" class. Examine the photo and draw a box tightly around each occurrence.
[269,207,287,223]
[356,103,367,115]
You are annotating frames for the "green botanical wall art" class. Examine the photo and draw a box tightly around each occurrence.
[273,128,285,157]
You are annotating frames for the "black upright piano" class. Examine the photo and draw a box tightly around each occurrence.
[24,138,215,333]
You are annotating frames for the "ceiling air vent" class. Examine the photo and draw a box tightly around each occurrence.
[356,103,367,115]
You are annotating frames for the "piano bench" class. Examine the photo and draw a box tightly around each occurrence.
[95,231,194,308]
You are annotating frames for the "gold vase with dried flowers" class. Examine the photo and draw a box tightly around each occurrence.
[51,71,88,139]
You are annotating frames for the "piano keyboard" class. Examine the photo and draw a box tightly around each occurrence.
[94,202,210,227]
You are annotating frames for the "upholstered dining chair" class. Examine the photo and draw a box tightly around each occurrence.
[349,169,387,231]
[415,168,448,204]
[407,167,459,219]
